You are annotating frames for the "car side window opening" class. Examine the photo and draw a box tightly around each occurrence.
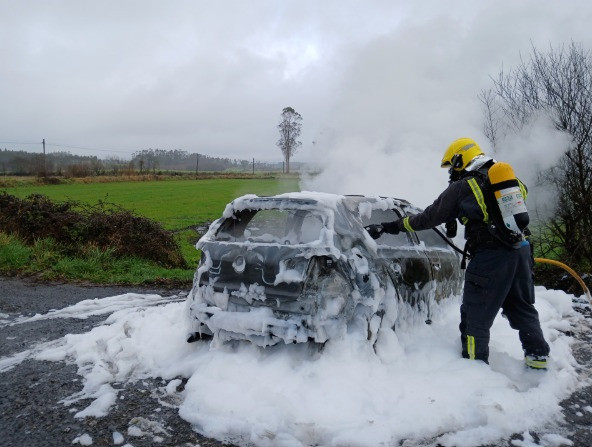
[362,208,414,247]
[215,209,324,245]
[401,208,450,250]
[415,228,450,249]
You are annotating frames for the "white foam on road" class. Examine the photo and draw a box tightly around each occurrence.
[1,286,586,446]
[0,293,184,328]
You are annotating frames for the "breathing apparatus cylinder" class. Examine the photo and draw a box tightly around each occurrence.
[487,162,529,234]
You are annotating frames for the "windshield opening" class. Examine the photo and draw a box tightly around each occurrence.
[215,209,325,245]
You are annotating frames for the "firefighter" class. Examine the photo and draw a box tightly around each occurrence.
[368,137,550,369]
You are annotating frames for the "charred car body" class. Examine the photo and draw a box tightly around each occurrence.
[187,192,463,347]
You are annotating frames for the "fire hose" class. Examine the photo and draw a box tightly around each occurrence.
[534,258,592,305]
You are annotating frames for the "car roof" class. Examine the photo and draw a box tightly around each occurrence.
[225,193,412,212]
[341,194,412,209]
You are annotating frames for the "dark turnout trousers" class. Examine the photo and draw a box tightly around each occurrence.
[459,243,550,363]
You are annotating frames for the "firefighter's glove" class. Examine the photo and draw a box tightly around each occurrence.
[365,224,384,240]
[445,219,457,238]
[380,220,401,235]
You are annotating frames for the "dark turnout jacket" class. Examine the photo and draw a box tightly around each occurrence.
[397,174,491,244]
[395,161,520,250]
[399,179,482,232]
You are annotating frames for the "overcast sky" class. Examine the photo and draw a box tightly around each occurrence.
[2,1,592,202]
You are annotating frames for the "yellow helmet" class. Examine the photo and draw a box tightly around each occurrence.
[441,137,484,171]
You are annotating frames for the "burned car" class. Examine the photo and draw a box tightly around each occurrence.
[187,192,462,347]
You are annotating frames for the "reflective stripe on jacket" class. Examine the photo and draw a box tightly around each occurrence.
[399,176,489,234]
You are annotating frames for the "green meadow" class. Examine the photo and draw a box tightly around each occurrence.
[3,177,300,229]
[1,176,301,284]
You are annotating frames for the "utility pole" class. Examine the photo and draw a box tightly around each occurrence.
[195,153,199,177]
[252,158,255,175]
[42,138,47,177]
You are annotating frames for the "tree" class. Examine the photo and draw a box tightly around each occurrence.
[276,106,302,173]
[481,42,592,269]
[478,88,502,153]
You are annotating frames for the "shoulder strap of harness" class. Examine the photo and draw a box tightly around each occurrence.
[461,164,524,249]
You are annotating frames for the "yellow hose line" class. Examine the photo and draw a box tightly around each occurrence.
[534,258,592,305]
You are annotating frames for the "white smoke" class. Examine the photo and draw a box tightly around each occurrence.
[301,107,571,223]
[300,21,573,215]
[493,113,572,186]
[493,113,573,222]
[299,23,483,208]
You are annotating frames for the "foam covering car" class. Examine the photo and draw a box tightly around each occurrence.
[187,192,463,347]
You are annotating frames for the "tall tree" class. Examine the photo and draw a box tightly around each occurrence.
[482,42,592,269]
[276,106,302,173]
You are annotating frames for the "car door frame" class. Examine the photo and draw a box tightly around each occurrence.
[363,205,435,317]
[398,206,463,303]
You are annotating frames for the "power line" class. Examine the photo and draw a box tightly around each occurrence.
[46,142,135,154]
[0,140,232,157]
[0,139,136,154]
[0,141,41,145]
[0,139,283,162]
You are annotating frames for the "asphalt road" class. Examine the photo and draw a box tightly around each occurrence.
[1,276,591,447]
[0,277,230,447]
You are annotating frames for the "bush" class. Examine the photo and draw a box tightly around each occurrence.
[0,192,186,268]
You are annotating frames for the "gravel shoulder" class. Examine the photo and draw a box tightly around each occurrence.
[1,276,591,447]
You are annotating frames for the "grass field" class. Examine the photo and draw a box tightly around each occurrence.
[3,177,301,229]
[1,177,301,281]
